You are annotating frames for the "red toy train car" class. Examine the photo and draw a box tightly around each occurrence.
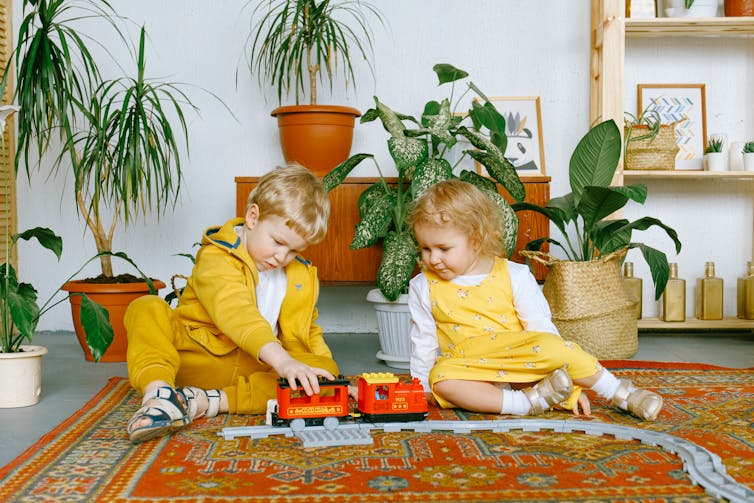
[269,372,428,430]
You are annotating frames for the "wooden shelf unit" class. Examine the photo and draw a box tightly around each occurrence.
[591,2,754,331]
[236,176,551,285]
[639,317,754,331]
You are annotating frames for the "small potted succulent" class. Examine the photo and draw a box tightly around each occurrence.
[323,64,524,367]
[244,0,385,175]
[743,141,754,172]
[704,137,726,171]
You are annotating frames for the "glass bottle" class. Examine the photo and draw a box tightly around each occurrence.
[662,263,686,322]
[623,261,642,319]
[737,261,754,320]
[695,261,723,320]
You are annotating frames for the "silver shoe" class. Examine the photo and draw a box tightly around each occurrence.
[611,379,663,421]
[523,368,574,415]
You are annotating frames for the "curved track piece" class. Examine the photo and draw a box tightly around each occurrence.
[219,419,754,502]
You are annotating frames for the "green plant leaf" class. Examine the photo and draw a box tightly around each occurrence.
[577,186,630,231]
[590,219,632,254]
[465,148,525,202]
[79,293,114,362]
[11,227,63,260]
[411,158,453,199]
[469,100,508,153]
[633,243,670,300]
[351,188,396,249]
[432,63,469,85]
[569,119,621,206]
[422,99,456,148]
[7,281,40,347]
[377,231,417,301]
[323,153,373,193]
[459,170,497,193]
[387,136,428,173]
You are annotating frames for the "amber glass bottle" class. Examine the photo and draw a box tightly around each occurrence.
[662,263,686,322]
[737,261,754,319]
[695,261,723,320]
[623,262,642,319]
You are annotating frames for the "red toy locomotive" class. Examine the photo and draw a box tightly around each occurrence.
[269,372,428,430]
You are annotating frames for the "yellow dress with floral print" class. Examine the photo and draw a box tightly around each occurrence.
[426,257,600,409]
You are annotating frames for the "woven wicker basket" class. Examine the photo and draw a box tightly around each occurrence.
[522,250,638,359]
[624,123,679,171]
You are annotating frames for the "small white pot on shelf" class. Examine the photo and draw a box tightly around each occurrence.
[704,152,727,171]
[743,152,754,172]
[663,0,719,17]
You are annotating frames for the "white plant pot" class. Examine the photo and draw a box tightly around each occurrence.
[743,152,754,172]
[704,152,727,171]
[664,0,719,17]
[366,288,411,369]
[0,345,48,408]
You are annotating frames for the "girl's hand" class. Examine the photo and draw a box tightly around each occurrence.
[571,392,592,417]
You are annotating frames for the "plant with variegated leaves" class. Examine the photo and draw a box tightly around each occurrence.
[323,64,525,301]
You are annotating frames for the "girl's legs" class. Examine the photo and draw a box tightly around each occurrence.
[433,368,573,416]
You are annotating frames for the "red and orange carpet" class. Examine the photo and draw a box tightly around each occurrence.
[1,361,752,502]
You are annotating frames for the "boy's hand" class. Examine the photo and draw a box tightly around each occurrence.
[259,342,334,395]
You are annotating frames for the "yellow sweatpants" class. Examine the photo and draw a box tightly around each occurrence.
[125,296,338,414]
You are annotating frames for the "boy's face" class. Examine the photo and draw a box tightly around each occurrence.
[244,204,308,271]
[413,222,487,280]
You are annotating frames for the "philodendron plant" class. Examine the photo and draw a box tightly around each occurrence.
[324,64,525,301]
[512,119,682,300]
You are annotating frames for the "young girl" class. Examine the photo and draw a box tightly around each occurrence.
[407,179,662,420]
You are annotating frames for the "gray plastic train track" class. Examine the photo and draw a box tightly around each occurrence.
[219,419,754,502]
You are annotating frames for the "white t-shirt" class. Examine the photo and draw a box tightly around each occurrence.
[408,260,559,391]
[256,268,287,336]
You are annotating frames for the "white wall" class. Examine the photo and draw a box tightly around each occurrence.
[13,1,753,331]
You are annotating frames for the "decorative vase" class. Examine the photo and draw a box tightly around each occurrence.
[62,279,166,362]
[0,345,48,408]
[724,0,754,16]
[366,288,411,369]
[271,105,361,177]
[743,152,754,172]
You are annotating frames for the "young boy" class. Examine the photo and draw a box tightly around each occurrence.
[125,163,338,443]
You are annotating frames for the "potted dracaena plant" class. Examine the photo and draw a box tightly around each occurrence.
[244,0,385,175]
[512,119,682,359]
[0,104,150,407]
[323,63,525,368]
[10,0,200,362]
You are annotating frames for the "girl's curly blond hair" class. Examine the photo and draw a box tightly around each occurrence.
[408,179,506,258]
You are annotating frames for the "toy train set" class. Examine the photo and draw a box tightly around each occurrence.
[267,372,428,430]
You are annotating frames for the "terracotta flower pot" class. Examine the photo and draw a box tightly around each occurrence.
[62,279,165,362]
[271,105,361,177]
[725,0,754,16]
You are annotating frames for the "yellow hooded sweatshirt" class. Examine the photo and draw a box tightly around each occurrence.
[126,217,338,414]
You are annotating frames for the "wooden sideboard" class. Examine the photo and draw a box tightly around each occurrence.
[235,176,550,284]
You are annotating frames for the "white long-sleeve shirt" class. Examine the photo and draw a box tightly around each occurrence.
[408,260,559,392]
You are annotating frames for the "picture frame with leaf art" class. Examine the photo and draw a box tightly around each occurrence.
[478,96,546,177]
[638,83,707,171]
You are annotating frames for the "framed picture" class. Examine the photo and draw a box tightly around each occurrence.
[481,96,546,177]
[638,83,707,170]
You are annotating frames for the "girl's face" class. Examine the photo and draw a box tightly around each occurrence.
[244,204,308,271]
[413,222,492,280]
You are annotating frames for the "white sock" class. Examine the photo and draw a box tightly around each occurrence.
[590,370,633,408]
[500,389,532,415]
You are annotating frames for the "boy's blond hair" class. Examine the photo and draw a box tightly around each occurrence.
[246,163,330,245]
[408,179,506,258]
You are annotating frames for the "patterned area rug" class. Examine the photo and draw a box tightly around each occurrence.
[1,361,752,502]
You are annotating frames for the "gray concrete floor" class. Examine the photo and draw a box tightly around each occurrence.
[1,330,753,468]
